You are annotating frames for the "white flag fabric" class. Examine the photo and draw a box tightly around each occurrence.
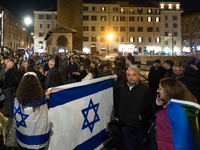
[14,98,51,149]
[48,75,115,150]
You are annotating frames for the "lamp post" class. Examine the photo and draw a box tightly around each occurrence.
[107,33,113,53]
[24,17,31,49]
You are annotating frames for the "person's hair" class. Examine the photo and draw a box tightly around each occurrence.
[96,58,101,62]
[79,64,85,70]
[160,77,197,104]
[16,75,44,110]
[49,59,55,66]
[126,56,135,65]
[164,60,174,68]
[102,64,109,71]
[91,61,97,67]
[37,64,43,70]
[86,66,93,73]
[27,65,34,72]
[70,56,75,61]
[155,59,161,63]
[86,66,94,77]
[114,67,126,81]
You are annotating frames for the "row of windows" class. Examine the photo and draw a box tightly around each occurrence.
[165,41,177,45]
[165,23,178,28]
[83,36,162,43]
[83,6,107,12]
[165,15,178,20]
[83,26,160,32]
[39,24,57,29]
[83,15,161,22]
[83,6,160,15]
[38,14,57,20]
[164,32,178,36]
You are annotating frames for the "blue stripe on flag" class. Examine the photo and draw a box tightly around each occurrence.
[50,79,113,108]
[25,97,46,107]
[73,129,109,150]
[167,102,194,150]
[16,129,50,145]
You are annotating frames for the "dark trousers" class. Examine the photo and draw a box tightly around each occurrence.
[5,87,16,117]
[122,126,150,150]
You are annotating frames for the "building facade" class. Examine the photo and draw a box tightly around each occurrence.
[33,10,57,53]
[34,1,183,55]
[0,6,28,51]
[181,12,200,53]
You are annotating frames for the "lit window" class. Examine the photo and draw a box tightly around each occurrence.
[168,4,172,9]
[121,8,124,14]
[148,17,151,22]
[156,17,160,22]
[130,37,133,42]
[147,9,152,14]
[130,9,133,14]
[156,37,160,43]
[101,7,106,11]
[113,16,118,21]
[176,4,180,9]
[139,37,142,42]
[160,4,164,9]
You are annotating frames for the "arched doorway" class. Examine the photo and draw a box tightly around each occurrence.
[56,36,68,53]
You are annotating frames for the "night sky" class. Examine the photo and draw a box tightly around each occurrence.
[0,0,199,32]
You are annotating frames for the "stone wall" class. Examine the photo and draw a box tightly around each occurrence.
[57,0,83,51]
[134,55,195,67]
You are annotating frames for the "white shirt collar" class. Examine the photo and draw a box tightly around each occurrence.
[127,81,139,91]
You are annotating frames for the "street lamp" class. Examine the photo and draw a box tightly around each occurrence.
[24,17,31,26]
[107,33,114,53]
[24,17,32,49]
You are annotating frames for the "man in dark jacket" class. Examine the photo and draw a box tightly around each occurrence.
[68,56,78,83]
[163,60,174,77]
[45,59,62,91]
[148,59,165,94]
[4,61,20,117]
[188,51,200,75]
[115,68,156,150]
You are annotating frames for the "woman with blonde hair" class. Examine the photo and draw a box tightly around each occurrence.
[151,77,200,150]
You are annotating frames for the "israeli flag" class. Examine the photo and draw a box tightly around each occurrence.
[48,75,115,150]
[25,50,29,60]
[14,98,51,149]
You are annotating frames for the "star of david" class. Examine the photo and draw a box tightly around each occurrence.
[14,106,29,128]
[81,99,100,133]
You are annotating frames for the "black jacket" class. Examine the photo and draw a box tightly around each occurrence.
[188,59,200,74]
[45,67,62,90]
[180,75,200,103]
[75,70,87,82]
[164,68,173,77]
[37,71,46,90]
[116,82,156,128]
[148,66,165,92]
[4,67,20,89]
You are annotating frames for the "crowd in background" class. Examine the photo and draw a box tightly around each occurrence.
[0,50,200,150]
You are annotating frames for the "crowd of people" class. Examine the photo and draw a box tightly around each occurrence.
[0,50,200,150]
